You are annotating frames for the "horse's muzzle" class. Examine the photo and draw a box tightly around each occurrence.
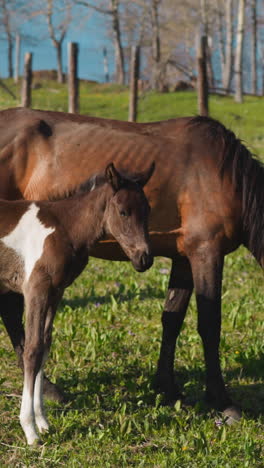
[134,250,153,272]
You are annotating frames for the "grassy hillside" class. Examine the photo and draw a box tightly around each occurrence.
[0,80,263,466]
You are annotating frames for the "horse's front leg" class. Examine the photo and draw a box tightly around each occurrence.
[20,278,51,445]
[189,243,241,420]
[34,291,62,434]
[0,292,64,403]
[154,258,193,403]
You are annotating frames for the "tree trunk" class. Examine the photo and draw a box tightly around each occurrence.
[15,34,21,84]
[200,0,214,88]
[223,0,233,92]
[151,0,161,90]
[55,42,64,84]
[111,0,125,85]
[234,0,245,103]
[251,0,257,95]
[215,0,225,80]
[2,0,13,78]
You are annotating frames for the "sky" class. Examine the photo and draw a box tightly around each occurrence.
[0,7,115,82]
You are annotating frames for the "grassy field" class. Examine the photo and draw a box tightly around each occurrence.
[0,81,263,467]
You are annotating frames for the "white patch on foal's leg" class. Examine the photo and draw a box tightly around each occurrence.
[20,377,39,445]
[34,368,49,434]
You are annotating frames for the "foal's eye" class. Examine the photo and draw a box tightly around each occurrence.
[120,210,128,217]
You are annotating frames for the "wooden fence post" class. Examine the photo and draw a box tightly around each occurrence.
[128,45,140,122]
[197,35,209,116]
[68,42,79,114]
[21,52,32,108]
[103,47,109,83]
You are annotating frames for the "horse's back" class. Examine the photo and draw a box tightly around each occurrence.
[0,108,241,258]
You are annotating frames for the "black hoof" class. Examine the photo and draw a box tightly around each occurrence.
[152,374,183,406]
[205,390,233,411]
[43,376,66,403]
[161,392,185,407]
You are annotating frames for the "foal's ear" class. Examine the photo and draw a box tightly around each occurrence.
[135,161,155,188]
[105,163,123,192]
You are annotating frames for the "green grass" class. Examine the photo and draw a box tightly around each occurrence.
[0,80,263,466]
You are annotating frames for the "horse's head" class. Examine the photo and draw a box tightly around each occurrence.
[104,162,155,272]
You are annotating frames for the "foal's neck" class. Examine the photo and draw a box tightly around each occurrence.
[49,184,110,251]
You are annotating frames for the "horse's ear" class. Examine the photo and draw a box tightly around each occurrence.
[105,163,123,192]
[135,161,155,188]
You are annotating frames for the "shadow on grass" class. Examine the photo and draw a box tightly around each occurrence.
[224,353,264,418]
[45,361,264,444]
[60,284,165,310]
[51,358,264,421]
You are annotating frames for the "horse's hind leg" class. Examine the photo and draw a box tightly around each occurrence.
[0,292,25,368]
[0,292,64,403]
[154,258,193,403]
[189,243,241,420]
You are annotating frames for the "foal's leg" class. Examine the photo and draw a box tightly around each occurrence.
[0,292,25,368]
[20,278,51,445]
[0,292,64,402]
[189,244,241,419]
[34,294,61,434]
[154,258,193,403]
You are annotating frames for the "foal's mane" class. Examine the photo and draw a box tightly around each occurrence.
[49,173,106,201]
[49,169,142,202]
[189,116,264,264]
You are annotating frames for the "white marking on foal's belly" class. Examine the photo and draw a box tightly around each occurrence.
[1,203,55,281]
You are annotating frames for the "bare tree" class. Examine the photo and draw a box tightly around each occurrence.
[162,0,199,86]
[251,0,257,94]
[200,0,215,87]
[215,0,234,92]
[0,0,16,77]
[76,0,125,84]
[234,0,245,102]
[150,0,161,89]
[44,0,72,83]
[223,0,234,92]
[0,0,39,79]
[260,16,264,96]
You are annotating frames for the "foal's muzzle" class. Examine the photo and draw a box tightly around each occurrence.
[133,250,153,272]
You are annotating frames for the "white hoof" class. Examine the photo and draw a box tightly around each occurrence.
[36,415,49,434]
[26,430,40,446]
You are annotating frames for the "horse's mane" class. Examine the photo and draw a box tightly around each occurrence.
[188,116,264,265]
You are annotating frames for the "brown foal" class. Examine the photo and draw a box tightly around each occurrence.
[0,162,154,445]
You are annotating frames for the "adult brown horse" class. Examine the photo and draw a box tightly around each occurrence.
[0,107,263,422]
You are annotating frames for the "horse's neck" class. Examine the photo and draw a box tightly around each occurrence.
[50,186,109,251]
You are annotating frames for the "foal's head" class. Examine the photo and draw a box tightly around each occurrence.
[103,162,155,272]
